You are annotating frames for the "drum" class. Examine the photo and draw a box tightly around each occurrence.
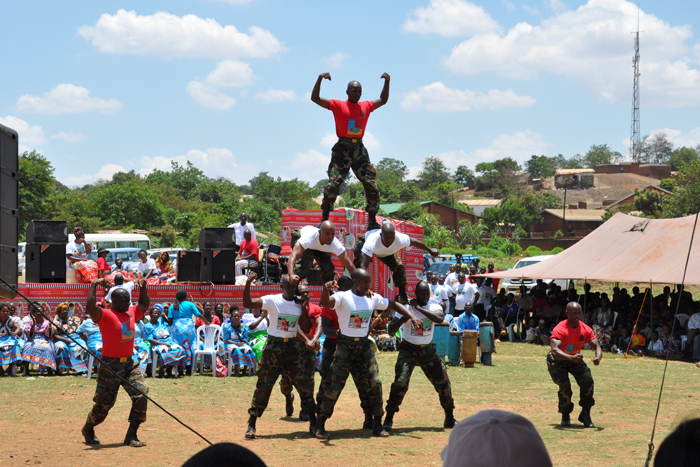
[479,321,495,366]
[462,330,478,368]
[267,244,282,261]
[433,323,450,363]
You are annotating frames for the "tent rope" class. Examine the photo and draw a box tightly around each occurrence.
[624,282,651,360]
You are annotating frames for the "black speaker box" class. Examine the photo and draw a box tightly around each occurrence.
[26,220,68,244]
[198,228,237,250]
[176,250,204,283]
[0,124,19,298]
[210,249,236,285]
[25,244,66,283]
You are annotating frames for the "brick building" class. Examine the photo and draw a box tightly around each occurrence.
[594,162,672,179]
[530,208,605,237]
[604,184,671,212]
[380,201,479,231]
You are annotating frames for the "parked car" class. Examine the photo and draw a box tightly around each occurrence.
[147,248,186,260]
[423,254,480,280]
[500,254,575,293]
[87,247,141,266]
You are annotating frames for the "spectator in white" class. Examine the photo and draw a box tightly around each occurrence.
[515,286,533,318]
[358,222,437,302]
[105,274,135,305]
[475,277,495,322]
[428,273,449,311]
[684,305,700,361]
[241,307,269,334]
[66,226,91,268]
[288,222,356,285]
[444,264,460,316]
[228,213,256,246]
[452,273,479,318]
[235,230,260,277]
[441,410,552,467]
[438,274,454,302]
[647,331,664,355]
[136,249,157,280]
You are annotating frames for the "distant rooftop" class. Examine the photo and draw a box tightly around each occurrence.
[555,169,595,175]
[461,199,501,206]
[543,208,605,221]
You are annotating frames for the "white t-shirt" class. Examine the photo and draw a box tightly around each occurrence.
[428,283,448,305]
[228,222,256,245]
[241,311,268,332]
[104,281,135,304]
[361,229,412,258]
[333,290,389,338]
[478,284,496,308]
[444,272,459,289]
[452,282,478,310]
[137,258,157,276]
[440,284,453,298]
[401,303,441,345]
[65,241,88,268]
[297,226,345,256]
[261,294,301,338]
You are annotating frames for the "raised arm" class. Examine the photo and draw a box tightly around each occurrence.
[86,278,106,323]
[337,251,356,275]
[311,73,332,109]
[243,272,264,309]
[409,299,445,323]
[372,73,390,110]
[287,242,305,285]
[135,278,150,316]
[410,238,438,257]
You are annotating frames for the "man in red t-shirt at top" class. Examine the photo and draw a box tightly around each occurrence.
[311,71,390,230]
[81,277,150,448]
[235,229,259,277]
[547,301,602,429]
[315,276,373,429]
[96,248,112,279]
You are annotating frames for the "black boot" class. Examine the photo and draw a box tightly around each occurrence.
[315,416,331,440]
[561,413,571,427]
[373,415,390,437]
[245,415,257,439]
[382,411,394,432]
[299,410,309,422]
[578,408,595,428]
[124,422,144,447]
[367,213,381,232]
[362,413,374,430]
[444,410,456,429]
[321,209,330,222]
[285,393,294,417]
[82,424,100,445]
[308,413,317,436]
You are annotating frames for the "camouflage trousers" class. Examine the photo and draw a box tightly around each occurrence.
[352,235,407,290]
[546,353,595,414]
[319,335,383,419]
[291,228,336,284]
[321,138,379,215]
[86,356,148,427]
[316,338,371,415]
[249,336,316,418]
[279,340,316,397]
[386,341,454,414]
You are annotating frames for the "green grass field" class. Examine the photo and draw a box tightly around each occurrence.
[1,342,698,466]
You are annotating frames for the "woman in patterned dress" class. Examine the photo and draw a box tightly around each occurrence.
[52,302,88,373]
[0,304,22,376]
[223,309,256,376]
[21,305,57,375]
[145,304,187,378]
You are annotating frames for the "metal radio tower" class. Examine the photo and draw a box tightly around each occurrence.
[629,8,641,161]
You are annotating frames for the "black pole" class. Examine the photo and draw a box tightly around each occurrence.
[562,179,567,234]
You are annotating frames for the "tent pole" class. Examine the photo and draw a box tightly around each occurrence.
[584,278,587,321]
[649,280,653,337]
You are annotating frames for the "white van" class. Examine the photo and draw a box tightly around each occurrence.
[501,255,574,293]
[67,233,151,251]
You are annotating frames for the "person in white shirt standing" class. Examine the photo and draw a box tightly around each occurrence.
[356,222,438,302]
[228,212,256,246]
[243,272,314,440]
[383,280,456,432]
[288,221,356,285]
[452,273,480,318]
[428,273,449,310]
[315,268,421,440]
[476,277,496,322]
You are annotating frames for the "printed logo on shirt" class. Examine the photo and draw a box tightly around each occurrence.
[347,119,363,135]
[348,311,372,329]
[277,314,299,333]
[565,344,575,352]
[411,319,434,337]
[120,321,135,342]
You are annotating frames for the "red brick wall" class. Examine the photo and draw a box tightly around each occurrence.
[423,203,479,231]
[530,212,602,236]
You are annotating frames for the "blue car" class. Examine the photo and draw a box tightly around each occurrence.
[423,254,480,280]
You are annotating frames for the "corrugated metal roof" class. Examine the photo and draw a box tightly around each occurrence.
[543,209,605,221]
[461,199,502,206]
[555,169,596,175]
[380,201,431,213]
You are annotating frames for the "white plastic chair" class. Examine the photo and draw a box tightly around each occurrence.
[612,311,619,328]
[192,325,222,377]
[676,313,689,328]
[86,354,95,379]
[151,347,179,378]
[507,310,522,342]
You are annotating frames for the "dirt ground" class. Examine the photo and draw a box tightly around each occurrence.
[2,343,699,466]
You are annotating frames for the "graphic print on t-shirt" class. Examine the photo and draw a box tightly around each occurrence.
[277,314,299,333]
[411,318,434,337]
[348,311,371,329]
[120,321,135,342]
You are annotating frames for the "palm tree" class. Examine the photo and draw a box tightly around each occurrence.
[457,220,486,249]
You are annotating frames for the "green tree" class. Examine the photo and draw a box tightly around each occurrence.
[663,160,700,218]
[111,170,141,185]
[88,180,164,229]
[668,146,699,171]
[453,165,475,187]
[376,158,408,184]
[417,156,451,189]
[634,188,664,217]
[396,200,424,222]
[456,219,486,249]
[582,144,623,168]
[145,161,207,200]
[659,178,677,193]
[640,133,674,164]
[249,172,318,213]
[18,150,57,234]
[526,155,556,178]
[475,157,521,194]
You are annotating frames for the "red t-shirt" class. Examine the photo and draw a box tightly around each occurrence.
[551,320,595,355]
[532,298,548,316]
[96,257,110,273]
[305,303,322,338]
[195,315,221,328]
[321,305,340,339]
[329,99,374,139]
[96,305,143,358]
[239,238,259,259]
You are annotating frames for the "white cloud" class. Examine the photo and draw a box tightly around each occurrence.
[205,60,255,88]
[647,127,700,148]
[401,82,535,112]
[502,0,516,11]
[325,52,348,68]
[444,0,700,106]
[51,131,87,143]
[403,0,501,37]
[186,81,236,110]
[521,4,541,15]
[407,130,547,176]
[547,0,566,11]
[16,84,123,115]
[78,9,285,59]
[289,149,330,183]
[211,0,256,4]
[63,163,126,186]
[254,88,297,102]
[319,131,382,152]
[0,116,45,152]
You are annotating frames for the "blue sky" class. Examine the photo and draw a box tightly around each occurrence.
[2,0,700,187]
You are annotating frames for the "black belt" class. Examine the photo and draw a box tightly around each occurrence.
[267,336,293,343]
[337,334,368,343]
[401,340,431,349]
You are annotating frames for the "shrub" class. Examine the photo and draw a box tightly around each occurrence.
[475,247,505,258]
[487,236,508,252]
[523,245,543,257]
[551,247,564,254]
[506,243,523,256]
